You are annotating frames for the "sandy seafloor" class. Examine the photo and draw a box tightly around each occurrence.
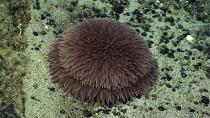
[0,0,210,118]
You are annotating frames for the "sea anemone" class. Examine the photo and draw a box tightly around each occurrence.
[49,18,158,105]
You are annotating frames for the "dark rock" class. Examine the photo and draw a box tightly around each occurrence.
[160,45,169,54]
[46,19,56,26]
[166,84,172,88]
[113,5,124,14]
[189,108,195,112]
[192,45,203,51]
[165,16,175,23]
[165,74,173,81]
[40,14,46,20]
[40,31,46,35]
[60,109,65,114]
[158,106,165,111]
[181,72,187,78]
[143,8,150,14]
[132,9,143,17]
[141,32,147,36]
[188,0,196,4]
[33,31,38,36]
[147,40,154,48]
[178,24,183,29]
[83,110,92,118]
[200,96,209,106]
[167,52,175,58]
[34,47,39,50]
[48,87,55,91]
[34,0,41,10]
[102,109,111,114]
[71,0,78,6]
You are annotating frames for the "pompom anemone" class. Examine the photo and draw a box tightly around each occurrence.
[49,18,158,105]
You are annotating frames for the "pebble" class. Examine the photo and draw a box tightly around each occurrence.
[83,110,92,118]
[186,35,194,42]
[44,25,49,29]
[200,96,209,106]
[113,5,124,14]
[186,95,194,102]
[33,31,39,36]
[158,106,165,111]
[160,45,169,54]
[175,106,181,110]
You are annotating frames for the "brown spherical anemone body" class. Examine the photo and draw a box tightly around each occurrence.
[49,18,158,105]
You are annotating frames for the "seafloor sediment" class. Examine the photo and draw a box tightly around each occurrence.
[0,0,209,118]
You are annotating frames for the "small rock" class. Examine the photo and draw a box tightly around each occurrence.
[186,35,194,42]
[83,110,92,118]
[158,105,165,111]
[200,96,209,106]
[175,106,181,110]
[186,95,194,102]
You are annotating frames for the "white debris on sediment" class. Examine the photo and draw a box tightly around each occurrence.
[186,35,194,42]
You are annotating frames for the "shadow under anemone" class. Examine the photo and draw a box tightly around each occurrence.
[49,18,158,106]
